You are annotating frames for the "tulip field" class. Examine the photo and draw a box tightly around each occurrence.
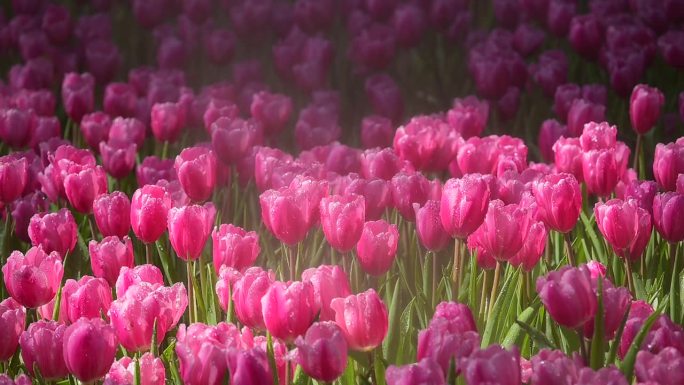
[2,0,684,384]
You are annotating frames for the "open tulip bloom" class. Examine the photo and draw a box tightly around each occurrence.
[2,2,684,385]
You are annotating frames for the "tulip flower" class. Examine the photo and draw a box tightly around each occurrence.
[630,84,665,135]
[320,194,366,253]
[582,279,631,339]
[80,112,112,152]
[653,141,684,192]
[130,184,172,244]
[175,323,244,385]
[0,155,28,205]
[343,177,393,221]
[227,348,274,385]
[477,200,531,261]
[115,265,165,298]
[582,146,629,197]
[61,72,94,122]
[93,191,131,238]
[636,347,684,385]
[356,220,399,276]
[212,224,260,273]
[292,322,348,382]
[63,165,108,213]
[11,192,49,243]
[533,173,582,233]
[89,236,134,287]
[566,98,605,137]
[414,200,450,252]
[528,349,581,385]
[390,171,432,221]
[104,353,166,385]
[63,318,118,383]
[2,246,63,308]
[174,146,217,202]
[301,265,352,322]
[137,156,176,187]
[260,186,314,246]
[100,140,137,179]
[386,358,446,385]
[595,199,652,260]
[261,280,317,342]
[509,221,547,271]
[215,266,242,313]
[168,203,215,261]
[0,375,31,385]
[19,320,68,379]
[250,91,293,136]
[360,115,394,149]
[151,102,185,143]
[462,345,521,385]
[432,301,478,333]
[652,192,684,243]
[0,298,25,362]
[60,276,112,323]
[536,265,597,329]
[232,267,274,330]
[417,320,480,375]
[28,208,77,257]
[440,174,491,239]
[553,136,584,182]
[330,289,388,351]
[109,117,146,149]
[211,117,263,165]
[621,180,658,214]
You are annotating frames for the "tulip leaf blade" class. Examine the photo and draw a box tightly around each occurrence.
[590,277,605,370]
[502,305,539,349]
[621,302,665,382]
[515,319,558,350]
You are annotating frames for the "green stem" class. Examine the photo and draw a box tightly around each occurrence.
[52,251,69,321]
[478,269,489,321]
[431,251,438,309]
[633,134,642,177]
[624,256,635,297]
[564,233,577,266]
[187,259,194,324]
[145,243,152,265]
[487,262,501,320]
[289,245,297,281]
[134,353,141,385]
[577,329,588,365]
[161,140,169,160]
[452,238,461,300]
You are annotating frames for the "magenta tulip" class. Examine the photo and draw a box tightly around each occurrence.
[417,319,480,375]
[114,265,165,298]
[630,84,665,134]
[100,140,137,179]
[583,279,631,339]
[151,102,185,143]
[356,219,399,276]
[250,91,293,136]
[232,267,274,330]
[63,166,108,213]
[260,186,313,246]
[533,173,582,233]
[652,192,684,243]
[320,194,366,253]
[104,353,165,385]
[63,318,118,383]
[413,200,450,252]
[636,347,684,385]
[89,236,134,286]
[80,112,112,152]
[0,155,28,205]
[168,203,216,261]
[174,146,217,202]
[343,177,393,221]
[137,156,176,187]
[528,349,581,385]
[261,280,317,342]
[595,199,652,260]
[2,246,63,308]
[440,174,491,239]
[130,184,172,244]
[61,72,94,122]
[211,117,263,165]
[360,115,394,149]
[390,171,432,221]
[330,289,388,351]
[109,117,146,149]
[553,136,584,182]
[536,265,597,329]
[212,224,260,273]
[293,321,348,382]
[175,323,244,385]
[582,147,629,197]
[0,298,25,362]
[301,265,352,322]
[28,208,77,257]
[387,358,445,385]
[509,221,548,272]
[476,200,531,261]
[93,191,131,238]
[653,141,684,192]
[61,276,112,323]
[462,345,521,385]
[19,320,68,379]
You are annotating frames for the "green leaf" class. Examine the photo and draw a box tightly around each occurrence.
[373,349,386,385]
[606,306,632,365]
[515,320,559,350]
[383,279,402,362]
[590,277,605,370]
[266,333,280,385]
[340,361,355,385]
[156,239,175,285]
[502,305,538,349]
[621,303,665,382]
[481,266,519,347]
[292,365,311,385]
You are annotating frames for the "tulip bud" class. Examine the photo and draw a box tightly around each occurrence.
[462,345,521,385]
[636,347,684,385]
[175,323,244,385]
[553,137,584,181]
[19,320,68,379]
[440,174,491,239]
[595,199,652,260]
[259,186,314,246]
[630,84,664,134]
[250,91,293,137]
[28,208,77,257]
[582,145,630,197]
[413,200,450,252]
[100,140,137,179]
[89,236,134,286]
[174,146,217,202]
[320,194,366,253]
[93,191,130,238]
[212,224,260,273]
[536,265,597,329]
[301,265,352,322]
[109,117,146,149]
[168,203,215,261]
[529,349,581,385]
[115,265,164,298]
[80,112,112,151]
[582,279,631,340]
[509,221,547,272]
[104,353,166,385]
[64,165,108,213]
[232,267,274,330]
[0,298,25,362]
[533,173,582,233]
[477,200,531,261]
[360,115,394,149]
[0,154,28,205]
[137,156,176,187]
[211,117,263,166]
[330,289,388,351]
[151,102,185,143]
[653,141,684,192]
[61,72,94,122]
[104,82,137,118]
[130,185,172,244]
[261,280,318,342]
[293,322,348,382]
[566,98,605,137]
[356,220,399,276]
[652,192,684,243]
[63,318,118,383]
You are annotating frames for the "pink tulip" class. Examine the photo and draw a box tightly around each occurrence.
[583,279,631,340]
[476,200,531,261]
[40,144,97,201]
[630,84,665,134]
[232,267,274,330]
[227,348,275,385]
[586,260,607,280]
[63,318,118,383]
[361,115,394,149]
[553,136,584,182]
[10,192,49,243]
[566,98,605,137]
[536,265,597,329]
[89,236,135,286]
[301,265,352,322]
[19,320,68,379]
[103,82,137,118]
[462,345,521,385]
[93,191,131,238]
[595,199,652,260]
[63,166,108,213]
[212,224,260,273]
[447,96,489,139]
[652,192,684,243]
[174,146,217,202]
[109,117,146,150]
[390,171,432,222]
[28,208,77,257]
[509,221,547,271]
[115,265,165,298]
[293,322,348,382]
[342,176,392,221]
[137,156,176,187]
[528,349,581,385]
[0,155,28,205]
[417,319,480,375]
[80,112,112,152]
[320,194,366,253]
[168,203,216,261]
[356,219,399,276]
[653,141,684,192]
[582,144,630,197]
[440,174,491,239]
[151,102,185,143]
[330,289,388,351]
[104,353,165,385]
[0,374,31,385]
[215,266,242,313]
[130,184,172,244]
[100,140,137,179]
[211,117,263,165]
[2,246,63,308]
[413,200,450,252]
[621,180,658,214]
[0,298,25,362]
[250,91,293,136]
[533,173,582,233]
[261,280,318,342]
[61,72,94,122]
[386,358,446,385]
[109,282,188,352]
[260,187,311,246]
[60,276,113,323]
[636,347,684,385]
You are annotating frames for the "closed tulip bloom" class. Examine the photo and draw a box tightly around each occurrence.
[19,320,68,379]
[0,155,28,205]
[509,221,547,271]
[174,146,217,202]
[93,191,131,238]
[259,187,311,246]
[103,82,137,118]
[41,145,96,201]
[89,236,134,286]
[418,320,481,376]
[28,209,77,257]
[109,117,146,149]
[130,184,172,244]
[0,298,25,362]
[212,224,260,273]
[462,345,521,385]
[232,267,274,330]
[553,136,584,181]
[61,276,112,323]
[477,200,531,261]
[630,84,665,134]
[356,220,399,276]
[636,347,684,385]
[536,265,597,329]
[566,98,605,137]
[137,156,176,187]
[61,72,94,122]
[3,246,63,308]
[250,92,293,136]
[301,265,352,322]
[320,194,366,253]
[64,166,108,213]
[386,358,445,385]
[413,200,450,251]
[529,349,581,385]
[432,301,478,332]
[109,282,188,352]
[330,289,388,351]
[150,102,185,143]
[440,174,492,239]
[211,117,263,165]
[168,203,215,261]
[104,353,165,385]
[447,96,489,139]
[228,348,274,385]
[215,266,242,313]
[293,322,348,382]
[583,279,631,339]
[11,192,49,243]
[343,177,392,221]
[595,199,652,260]
[63,318,118,383]
[390,171,432,222]
[261,280,317,342]
[115,265,165,298]
[0,108,34,150]
[679,174,684,194]
[533,173,582,233]
[100,140,137,179]
[582,147,626,197]
[80,112,112,152]
[653,141,684,192]
[652,192,684,243]
[621,180,658,214]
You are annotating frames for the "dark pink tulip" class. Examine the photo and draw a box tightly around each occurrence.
[151,102,185,143]
[595,199,652,260]
[361,147,410,181]
[538,119,567,162]
[417,319,480,375]
[203,98,239,134]
[386,358,445,385]
[61,276,112,323]
[0,108,33,149]
[259,187,311,246]
[295,103,341,151]
[254,147,294,191]
[360,115,394,149]
[109,117,146,149]
[64,165,108,213]
[653,141,684,191]
[583,279,631,340]
[586,260,607,280]
[228,348,275,385]
[394,115,460,173]
[553,136,584,181]
[582,146,629,197]
[203,28,235,65]
[579,121,617,152]
[477,200,531,261]
[652,192,684,243]
[392,3,427,48]
[10,192,48,243]
[636,347,684,385]
[63,318,118,383]
[212,224,260,273]
[109,282,187,352]
[0,154,28,204]
[365,74,404,123]
[414,200,451,252]
[80,112,112,151]
[232,267,274,330]
[0,298,25,362]
[630,84,664,135]
[658,30,684,69]
[250,91,293,136]
[529,349,581,385]
[531,50,568,97]
[85,40,121,84]
[261,280,317,342]
[678,174,684,194]
[89,236,134,286]
[320,194,366,253]
[93,191,131,238]
[447,96,488,139]
[115,265,165,298]
[330,289,388,351]
[211,117,263,165]
[391,171,433,222]
[569,14,603,60]
[293,321,348,382]
[19,320,68,379]
[215,266,242,313]
[175,323,242,385]
[104,82,137,118]
[509,221,547,272]
[462,345,521,385]
[41,4,73,44]
[104,353,165,385]
[30,117,61,150]
[356,219,399,276]
[456,135,527,176]
[28,208,77,257]
[533,173,582,233]
[578,367,629,385]
[100,140,137,179]
[168,203,215,261]
[12,89,56,117]
[130,184,172,244]
[61,72,94,122]
[513,23,545,56]
[566,98,605,137]
[301,265,352,322]
[343,176,392,221]
[175,146,217,202]
[432,301,478,333]
[536,265,597,329]
[440,174,491,239]
[157,179,191,208]
[137,156,176,187]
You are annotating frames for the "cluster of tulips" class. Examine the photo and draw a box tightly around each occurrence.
[1,0,684,385]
